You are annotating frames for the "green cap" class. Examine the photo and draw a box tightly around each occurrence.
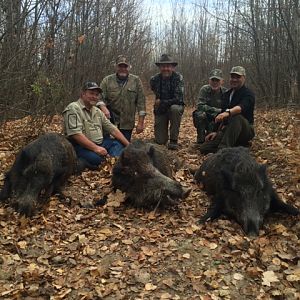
[209,69,223,80]
[116,55,130,66]
[82,81,102,92]
[230,66,246,76]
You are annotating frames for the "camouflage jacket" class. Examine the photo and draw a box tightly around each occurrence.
[150,72,184,114]
[100,73,146,130]
[196,85,228,117]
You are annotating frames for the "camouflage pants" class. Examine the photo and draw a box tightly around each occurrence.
[199,115,255,154]
[192,110,216,143]
[154,104,184,144]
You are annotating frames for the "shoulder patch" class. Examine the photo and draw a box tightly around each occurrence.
[68,114,78,129]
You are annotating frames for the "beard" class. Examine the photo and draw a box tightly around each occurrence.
[161,71,172,78]
[117,72,129,79]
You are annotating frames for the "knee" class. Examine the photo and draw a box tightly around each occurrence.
[77,150,103,166]
[229,114,245,125]
[193,111,207,121]
[199,142,218,154]
[170,104,184,115]
[109,141,125,157]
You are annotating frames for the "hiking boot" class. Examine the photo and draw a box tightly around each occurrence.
[168,140,179,150]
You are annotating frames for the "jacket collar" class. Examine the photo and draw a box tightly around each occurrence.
[227,84,246,94]
[78,98,96,113]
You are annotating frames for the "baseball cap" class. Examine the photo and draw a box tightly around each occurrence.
[82,81,102,92]
[116,55,130,66]
[230,66,246,76]
[209,69,223,80]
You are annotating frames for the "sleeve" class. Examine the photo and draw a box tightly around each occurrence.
[136,77,146,116]
[63,105,83,136]
[99,77,108,105]
[238,91,255,114]
[169,74,184,105]
[196,86,208,109]
[150,76,159,99]
[196,86,221,116]
[221,93,228,111]
[100,110,117,134]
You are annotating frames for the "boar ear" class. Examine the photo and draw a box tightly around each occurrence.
[221,169,234,190]
[148,146,155,158]
[257,164,267,189]
[258,164,267,176]
[119,151,127,164]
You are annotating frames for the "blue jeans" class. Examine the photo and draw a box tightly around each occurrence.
[119,129,133,142]
[73,137,124,167]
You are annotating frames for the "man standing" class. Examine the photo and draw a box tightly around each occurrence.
[199,66,255,154]
[193,69,227,144]
[63,82,129,168]
[150,54,184,150]
[98,55,146,141]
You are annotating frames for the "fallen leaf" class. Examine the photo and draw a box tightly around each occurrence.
[262,271,279,286]
[145,283,157,291]
[233,273,244,280]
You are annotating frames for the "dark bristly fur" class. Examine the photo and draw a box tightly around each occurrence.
[195,147,299,236]
[0,133,78,216]
[112,140,190,209]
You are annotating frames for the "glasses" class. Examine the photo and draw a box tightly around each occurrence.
[210,78,221,82]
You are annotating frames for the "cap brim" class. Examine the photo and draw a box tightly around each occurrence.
[155,62,178,67]
[210,76,222,80]
[117,63,129,67]
[86,87,102,92]
[230,72,244,76]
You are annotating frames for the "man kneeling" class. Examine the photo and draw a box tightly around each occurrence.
[63,82,129,168]
[199,66,255,154]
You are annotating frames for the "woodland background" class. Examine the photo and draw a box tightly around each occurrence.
[0,1,299,299]
[0,0,300,122]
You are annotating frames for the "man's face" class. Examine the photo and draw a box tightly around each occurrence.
[159,64,175,78]
[230,74,245,90]
[81,89,100,107]
[209,78,223,91]
[116,64,130,78]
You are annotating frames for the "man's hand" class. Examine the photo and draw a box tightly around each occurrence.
[100,105,111,119]
[215,111,230,123]
[136,121,144,134]
[205,132,217,141]
[94,146,108,156]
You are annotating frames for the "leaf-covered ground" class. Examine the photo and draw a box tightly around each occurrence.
[0,101,299,300]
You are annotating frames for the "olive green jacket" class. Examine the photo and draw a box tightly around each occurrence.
[100,74,146,130]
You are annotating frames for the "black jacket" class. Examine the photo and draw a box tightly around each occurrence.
[221,85,255,124]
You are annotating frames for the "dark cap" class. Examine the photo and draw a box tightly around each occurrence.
[82,81,102,92]
[155,54,178,67]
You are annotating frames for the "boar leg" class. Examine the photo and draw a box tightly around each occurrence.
[0,174,11,201]
[270,188,299,215]
[199,195,222,223]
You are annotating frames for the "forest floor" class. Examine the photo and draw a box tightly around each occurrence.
[0,100,299,300]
